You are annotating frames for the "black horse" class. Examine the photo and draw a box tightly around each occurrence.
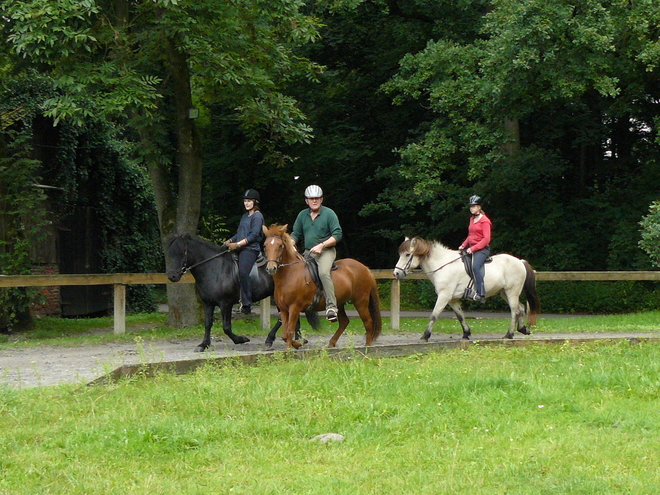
[166,234,316,352]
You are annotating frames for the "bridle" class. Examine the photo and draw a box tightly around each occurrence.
[264,235,305,268]
[176,243,229,277]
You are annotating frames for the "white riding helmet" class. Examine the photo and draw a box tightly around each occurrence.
[304,184,323,198]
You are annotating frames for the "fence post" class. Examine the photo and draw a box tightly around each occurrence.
[390,279,400,331]
[113,283,126,335]
[260,296,271,330]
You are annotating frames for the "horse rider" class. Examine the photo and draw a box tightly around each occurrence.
[225,189,264,315]
[458,195,492,303]
[290,184,343,322]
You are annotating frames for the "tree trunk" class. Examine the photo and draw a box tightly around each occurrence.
[155,38,205,327]
[502,118,520,156]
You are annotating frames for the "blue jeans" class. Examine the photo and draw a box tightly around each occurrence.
[237,248,258,307]
[471,247,490,297]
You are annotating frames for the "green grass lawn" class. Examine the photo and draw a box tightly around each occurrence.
[1,341,658,494]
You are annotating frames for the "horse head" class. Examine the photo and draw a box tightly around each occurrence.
[263,224,287,275]
[263,224,301,275]
[166,234,191,282]
[393,236,429,279]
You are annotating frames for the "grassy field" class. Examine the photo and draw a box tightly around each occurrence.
[0,341,659,494]
[0,310,658,349]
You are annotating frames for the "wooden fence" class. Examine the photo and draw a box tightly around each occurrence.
[1,270,659,334]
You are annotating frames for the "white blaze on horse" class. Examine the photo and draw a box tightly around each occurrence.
[393,237,540,340]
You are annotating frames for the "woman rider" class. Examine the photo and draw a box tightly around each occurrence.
[225,189,264,315]
[458,195,491,303]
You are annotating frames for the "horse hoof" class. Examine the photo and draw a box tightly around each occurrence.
[292,340,303,349]
[518,326,531,335]
[194,345,207,353]
[503,334,514,340]
[233,336,250,345]
[462,335,471,341]
[420,336,429,343]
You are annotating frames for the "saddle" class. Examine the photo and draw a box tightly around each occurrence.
[460,252,492,301]
[230,251,268,279]
[304,255,338,311]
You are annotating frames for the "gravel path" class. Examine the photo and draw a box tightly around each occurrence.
[1,311,658,389]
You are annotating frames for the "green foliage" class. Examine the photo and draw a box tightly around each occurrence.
[538,281,660,314]
[639,201,660,268]
[0,132,49,330]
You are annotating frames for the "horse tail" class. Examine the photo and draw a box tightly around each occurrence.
[368,274,383,342]
[304,310,321,331]
[523,260,541,326]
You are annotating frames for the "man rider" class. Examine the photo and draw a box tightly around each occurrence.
[290,185,343,321]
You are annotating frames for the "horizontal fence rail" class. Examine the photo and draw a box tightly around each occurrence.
[1,270,659,333]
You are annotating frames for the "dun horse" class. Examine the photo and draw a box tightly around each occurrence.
[394,236,540,340]
[166,234,316,352]
[263,224,382,349]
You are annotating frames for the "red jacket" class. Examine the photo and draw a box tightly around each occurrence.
[459,214,492,252]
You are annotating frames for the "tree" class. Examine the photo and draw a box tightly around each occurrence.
[375,0,660,270]
[2,0,321,324]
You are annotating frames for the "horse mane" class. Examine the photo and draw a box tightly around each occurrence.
[166,233,224,254]
[400,236,453,259]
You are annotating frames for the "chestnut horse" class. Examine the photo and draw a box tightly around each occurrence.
[262,224,382,349]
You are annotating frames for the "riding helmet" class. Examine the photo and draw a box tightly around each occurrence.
[304,184,323,198]
[468,195,483,206]
[243,189,260,202]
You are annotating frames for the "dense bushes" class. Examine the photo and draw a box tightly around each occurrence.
[386,279,660,314]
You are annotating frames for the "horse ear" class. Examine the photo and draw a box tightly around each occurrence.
[410,237,417,247]
[404,236,410,242]
[281,224,288,233]
[262,225,269,236]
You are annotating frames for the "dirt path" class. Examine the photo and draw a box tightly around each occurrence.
[2,328,659,389]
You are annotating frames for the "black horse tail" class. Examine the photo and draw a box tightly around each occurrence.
[368,276,383,342]
[523,260,541,326]
[304,310,321,331]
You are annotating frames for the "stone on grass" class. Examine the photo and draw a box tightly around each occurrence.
[310,433,345,443]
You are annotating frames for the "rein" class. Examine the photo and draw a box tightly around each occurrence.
[424,256,463,275]
[395,253,462,276]
[179,245,230,275]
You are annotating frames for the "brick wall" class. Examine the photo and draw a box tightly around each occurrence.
[30,264,61,317]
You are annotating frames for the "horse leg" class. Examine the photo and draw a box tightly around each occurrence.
[421,293,451,342]
[503,291,525,339]
[448,300,472,340]
[517,301,531,335]
[265,319,281,348]
[195,303,216,352]
[265,311,303,348]
[328,305,350,348]
[287,310,305,350]
[220,301,251,345]
[353,297,375,346]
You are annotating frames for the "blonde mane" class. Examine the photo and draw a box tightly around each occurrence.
[399,236,452,259]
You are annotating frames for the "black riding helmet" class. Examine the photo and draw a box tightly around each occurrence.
[468,195,483,206]
[243,189,260,203]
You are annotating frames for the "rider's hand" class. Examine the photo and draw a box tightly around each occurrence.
[223,240,231,247]
[228,242,240,251]
[310,243,324,255]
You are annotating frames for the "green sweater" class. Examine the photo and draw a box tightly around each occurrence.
[291,206,343,250]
